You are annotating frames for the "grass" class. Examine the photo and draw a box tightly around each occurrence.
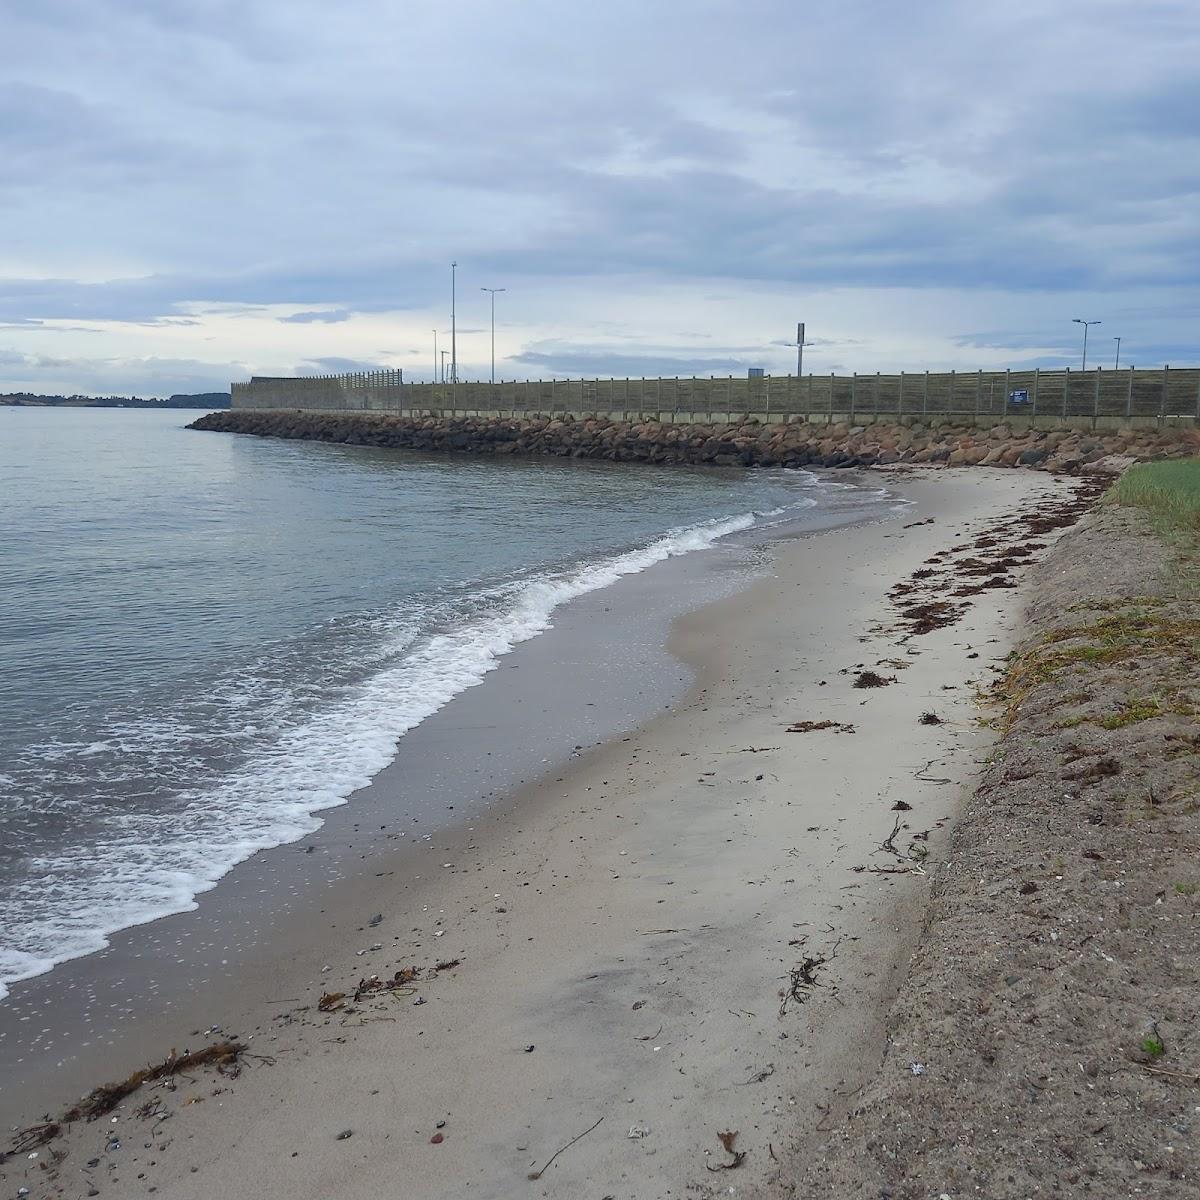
[1141,1034,1166,1059]
[1098,696,1186,729]
[1109,462,1200,587]
[1109,461,1200,533]
[993,609,1200,728]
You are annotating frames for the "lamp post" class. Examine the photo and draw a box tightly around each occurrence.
[1113,336,1122,369]
[791,321,812,376]
[1072,318,1101,370]
[450,262,458,384]
[480,287,506,384]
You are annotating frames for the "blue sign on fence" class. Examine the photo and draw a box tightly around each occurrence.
[1008,389,1030,405]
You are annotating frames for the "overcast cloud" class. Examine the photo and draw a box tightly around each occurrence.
[1,0,1197,394]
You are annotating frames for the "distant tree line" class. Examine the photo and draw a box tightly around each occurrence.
[0,392,231,409]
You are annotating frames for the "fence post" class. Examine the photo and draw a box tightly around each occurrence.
[1195,369,1200,423]
[948,370,956,415]
[765,373,771,420]
[975,368,982,422]
[1062,368,1069,422]
[1160,365,1169,426]
[873,371,880,421]
[1126,367,1134,420]
[806,372,813,422]
[829,372,834,425]
[850,373,856,424]
[1032,368,1040,419]
[898,370,905,417]
[922,370,928,417]
[1093,368,1101,429]
[1003,369,1010,421]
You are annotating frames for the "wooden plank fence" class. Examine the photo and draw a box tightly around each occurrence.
[232,366,1200,428]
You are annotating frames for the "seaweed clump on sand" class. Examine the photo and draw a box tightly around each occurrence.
[63,1042,247,1123]
[853,670,896,689]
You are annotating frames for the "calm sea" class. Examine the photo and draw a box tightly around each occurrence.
[0,407,898,998]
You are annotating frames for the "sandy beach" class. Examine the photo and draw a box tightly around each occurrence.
[2,467,1077,1200]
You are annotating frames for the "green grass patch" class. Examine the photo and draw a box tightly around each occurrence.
[1108,462,1200,586]
[1141,1034,1166,1059]
[1099,697,1169,729]
[1053,714,1087,729]
[1174,882,1199,896]
[994,609,1200,727]
[1109,461,1200,532]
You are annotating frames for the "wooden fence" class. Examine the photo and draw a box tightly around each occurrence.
[233,366,1200,427]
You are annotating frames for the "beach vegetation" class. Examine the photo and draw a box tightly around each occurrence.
[1108,461,1200,587]
[993,605,1200,729]
[1140,1033,1166,1059]
[1109,460,1200,533]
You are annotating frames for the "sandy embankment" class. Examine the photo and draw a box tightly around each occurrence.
[4,469,1075,1200]
[791,500,1200,1198]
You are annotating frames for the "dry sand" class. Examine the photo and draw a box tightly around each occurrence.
[3,468,1075,1200]
[791,500,1200,1198]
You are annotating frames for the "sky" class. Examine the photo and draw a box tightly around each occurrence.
[1,0,1197,396]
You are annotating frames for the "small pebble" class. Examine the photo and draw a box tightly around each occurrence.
[336,1129,353,1140]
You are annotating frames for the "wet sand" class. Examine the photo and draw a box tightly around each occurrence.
[1,469,1070,1200]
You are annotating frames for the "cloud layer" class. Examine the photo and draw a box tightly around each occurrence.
[2,0,1197,393]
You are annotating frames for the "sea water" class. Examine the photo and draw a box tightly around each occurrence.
[0,406,897,997]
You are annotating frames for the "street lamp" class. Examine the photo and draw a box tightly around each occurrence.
[480,287,507,384]
[789,321,812,376]
[450,262,458,384]
[1113,336,1122,369]
[1072,318,1101,370]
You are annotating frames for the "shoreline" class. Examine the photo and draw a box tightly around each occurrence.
[1,467,1084,1200]
[0,474,893,1125]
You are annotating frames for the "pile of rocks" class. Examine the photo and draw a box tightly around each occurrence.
[190,410,1198,474]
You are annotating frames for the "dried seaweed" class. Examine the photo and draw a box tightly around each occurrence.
[62,1042,246,1123]
[853,670,896,689]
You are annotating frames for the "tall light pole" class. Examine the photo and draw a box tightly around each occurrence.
[1072,318,1101,370]
[1113,336,1122,369]
[481,287,506,384]
[450,261,458,385]
[792,321,812,376]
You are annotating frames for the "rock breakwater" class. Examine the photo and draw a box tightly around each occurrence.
[190,409,1199,473]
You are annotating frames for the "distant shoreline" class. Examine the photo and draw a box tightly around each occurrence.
[1,392,230,409]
